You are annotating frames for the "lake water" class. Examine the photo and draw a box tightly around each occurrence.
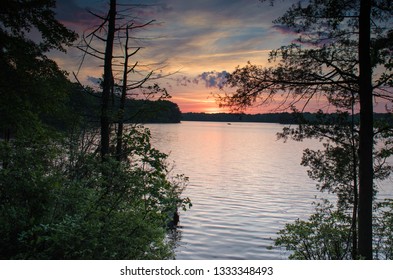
[146,121,392,260]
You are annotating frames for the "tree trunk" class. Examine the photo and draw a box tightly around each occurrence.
[351,94,358,259]
[357,0,373,260]
[116,25,130,161]
[101,0,116,160]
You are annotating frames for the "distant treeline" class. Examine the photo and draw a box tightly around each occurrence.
[68,84,182,124]
[181,112,312,124]
[123,99,181,123]
[181,112,393,125]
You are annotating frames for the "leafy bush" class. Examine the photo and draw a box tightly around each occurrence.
[275,198,393,260]
[275,199,352,260]
[374,199,393,260]
[0,125,190,259]
[275,112,393,259]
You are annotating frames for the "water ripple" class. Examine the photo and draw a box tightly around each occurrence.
[146,122,370,259]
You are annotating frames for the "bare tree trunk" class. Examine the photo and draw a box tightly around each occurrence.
[350,94,358,259]
[358,0,373,260]
[101,0,116,160]
[116,25,130,161]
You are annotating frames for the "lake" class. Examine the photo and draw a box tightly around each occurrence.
[146,121,391,259]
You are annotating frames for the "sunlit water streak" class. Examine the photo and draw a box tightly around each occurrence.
[146,121,392,259]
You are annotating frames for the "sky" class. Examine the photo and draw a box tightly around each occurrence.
[52,0,297,113]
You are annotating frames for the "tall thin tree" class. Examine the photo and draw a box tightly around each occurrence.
[221,0,393,259]
[75,2,166,161]
[100,0,116,160]
[358,0,373,259]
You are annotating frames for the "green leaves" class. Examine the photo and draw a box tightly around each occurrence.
[247,0,392,260]
[0,0,77,52]
[275,199,352,260]
[274,110,393,259]
[276,198,393,259]
[374,199,393,259]
[0,0,77,139]
[0,0,188,260]
[0,124,190,259]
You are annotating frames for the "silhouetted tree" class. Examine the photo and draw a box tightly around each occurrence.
[277,110,393,259]
[76,1,169,161]
[99,0,117,160]
[0,0,77,140]
[0,1,190,259]
[221,0,393,259]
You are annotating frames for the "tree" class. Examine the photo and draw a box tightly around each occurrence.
[115,20,160,161]
[220,0,393,259]
[275,196,393,259]
[276,111,393,259]
[0,0,189,259]
[275,199,353,259]
[100,0,117,160]
[75,1,168,161]
[0,0,77,139]
[0,123,190,259]
[279,111,361,258]
[357,0,373,259]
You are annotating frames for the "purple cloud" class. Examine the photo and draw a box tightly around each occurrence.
[196,71,229,89]
[87,76,101,85]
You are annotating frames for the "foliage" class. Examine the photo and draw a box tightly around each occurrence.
[0,0,77,137]
[276,197,393,260]
[274,111,393,259]
[220,0,392,258]
[1,1,79,258]
[279,111,393,194]
[275,199,352,260]
[0,0,77,52]
[0,126,190,259]
[279,111,359,209]
[374,199,393,259]
[74,0,173,159]
[67,84,182,125]
[0,0,189,260]
[131,100,182,124]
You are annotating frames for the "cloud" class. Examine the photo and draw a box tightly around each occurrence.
[135,0,291,77]
[87,76,101,86]
[53,0,297,113]
[175,70,229,89]
[57,0,289,72]
[195,70,229,89]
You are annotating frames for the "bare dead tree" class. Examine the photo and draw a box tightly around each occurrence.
[74,1,170,161]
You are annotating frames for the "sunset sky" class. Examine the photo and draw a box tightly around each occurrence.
[52,0,298,113]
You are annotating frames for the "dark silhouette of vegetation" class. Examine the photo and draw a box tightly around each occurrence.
[75,0,173,161]
[275,111,393,259]
[182,112,299,124]
[0,0,77,140]
[182,112,393,125]
[0,0,190,259]
[68,84,182,125]
[220,0,393,259]
[99,0,116,160]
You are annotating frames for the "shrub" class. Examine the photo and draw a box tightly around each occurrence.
[0,125,190,259]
